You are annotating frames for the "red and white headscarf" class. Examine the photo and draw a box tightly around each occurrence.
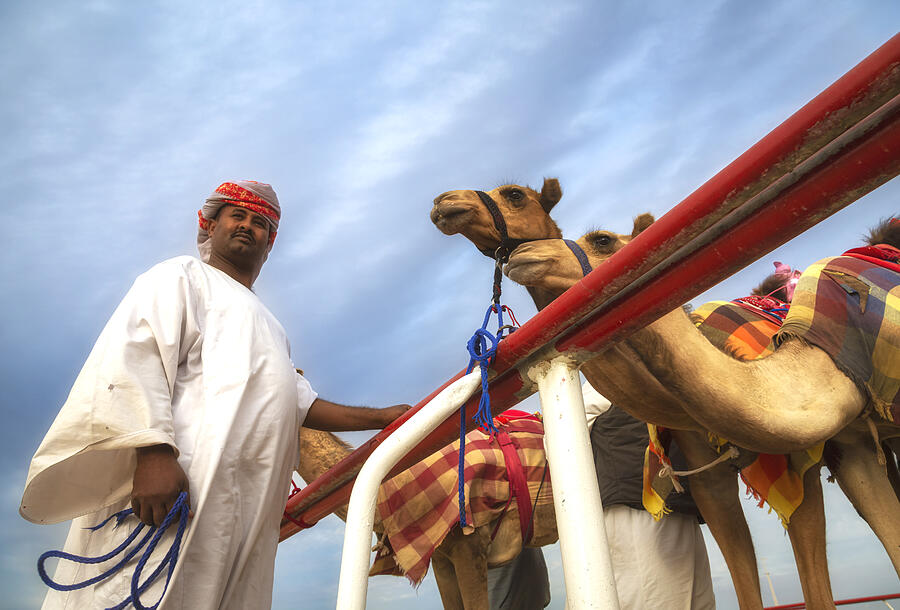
[197,180,281,262]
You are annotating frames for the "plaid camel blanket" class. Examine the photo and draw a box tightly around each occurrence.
[691,297,786,359]
[369,413,552,585]
[644,298,822,526]
[776,251,900,423]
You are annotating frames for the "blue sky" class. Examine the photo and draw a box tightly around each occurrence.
[2,1,898,608]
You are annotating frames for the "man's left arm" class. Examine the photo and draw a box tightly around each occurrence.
[303,398,410,431]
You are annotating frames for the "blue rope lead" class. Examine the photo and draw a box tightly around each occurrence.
[459,303,516,527]
[121,492,189,610]
[466,305,502,435]
[38,492,190,610]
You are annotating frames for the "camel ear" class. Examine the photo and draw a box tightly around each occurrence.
[539,178,562,213]
[632,213,654,238]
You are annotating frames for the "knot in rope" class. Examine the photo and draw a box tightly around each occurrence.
[38,492,190,610]
[466,327,499,366]
[465,303,515,434]
[657,446,741,494]
[371,532,389,554]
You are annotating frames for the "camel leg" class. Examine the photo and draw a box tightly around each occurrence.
[671,430,764,610]
[433,526,492,610]
[829,428,900,578]
[432,546,466,610]
[884,438,900,500]
[785,463,835,609]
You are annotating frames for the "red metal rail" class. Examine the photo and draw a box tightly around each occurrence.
[281,33,900,541]
[765,592,900,609]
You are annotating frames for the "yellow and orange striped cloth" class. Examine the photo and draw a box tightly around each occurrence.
[369,414,553,584]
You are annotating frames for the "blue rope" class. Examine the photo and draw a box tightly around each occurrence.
[38,492,190,610]
[459,303,516,527]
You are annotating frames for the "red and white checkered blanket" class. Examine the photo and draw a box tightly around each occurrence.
[369,413,552,584]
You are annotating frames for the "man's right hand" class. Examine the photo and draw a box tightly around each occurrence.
[132,444,191,527]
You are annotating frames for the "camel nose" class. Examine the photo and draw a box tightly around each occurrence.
[433,191,453,205]
[431,192,457,223]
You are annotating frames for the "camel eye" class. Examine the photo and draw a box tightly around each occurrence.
[507,189,524,201]
[591,234,613,247]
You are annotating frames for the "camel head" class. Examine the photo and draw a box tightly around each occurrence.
[430,178,563,254]
[505,213,654,294]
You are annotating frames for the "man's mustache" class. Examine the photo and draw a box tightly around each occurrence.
[232,230,256,244]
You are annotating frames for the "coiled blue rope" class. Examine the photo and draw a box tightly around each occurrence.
[38,491,190,610]
[458,303,517,527]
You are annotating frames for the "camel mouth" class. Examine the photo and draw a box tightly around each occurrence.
[431,203,472,233]
[506,254,546,266]
[504,258,553,285]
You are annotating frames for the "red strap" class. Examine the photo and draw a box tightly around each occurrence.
[730,295,788,325]
[495,409,541,425]
[842,246,900,274]
[844,244,900,260]
[282,511,316,530]
[489,494,515,542]
[495,429,534,545]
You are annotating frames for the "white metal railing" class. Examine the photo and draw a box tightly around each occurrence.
[530,358,619,609]
[336,371,481,610]
[335,360,620,609]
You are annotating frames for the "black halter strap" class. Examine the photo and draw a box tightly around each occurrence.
[474,190,540,260]
[472,189,565,305]
[475,190,508,249]
[564,239,594,277]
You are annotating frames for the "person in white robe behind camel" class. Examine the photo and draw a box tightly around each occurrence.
[20,180,409,609]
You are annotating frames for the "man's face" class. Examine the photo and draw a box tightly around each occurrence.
[207,204,271,268]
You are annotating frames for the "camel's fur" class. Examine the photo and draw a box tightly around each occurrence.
[297,427,557,610]
[505,219,900,587]
[865,216,900,248]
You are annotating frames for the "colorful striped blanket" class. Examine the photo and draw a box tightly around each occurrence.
[776,253,900,423]
[643,425,680,520]
[369,414,552,584]
[644,298,822,526]
[692,297,786,359]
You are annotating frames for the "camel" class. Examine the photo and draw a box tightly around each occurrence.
[502,215,900,582]
[295,426,557,610]
[431,179,845,608]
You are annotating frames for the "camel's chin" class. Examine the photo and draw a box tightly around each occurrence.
[432,214,472,235]
[433,220,461,235]
[505,261,551,286]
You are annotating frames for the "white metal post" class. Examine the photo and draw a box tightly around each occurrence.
[335,371,482,610]
[532,358,619,609]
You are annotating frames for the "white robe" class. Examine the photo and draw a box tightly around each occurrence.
[21,256,317,609]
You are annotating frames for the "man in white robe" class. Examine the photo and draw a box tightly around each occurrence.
[21,180,407,609]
